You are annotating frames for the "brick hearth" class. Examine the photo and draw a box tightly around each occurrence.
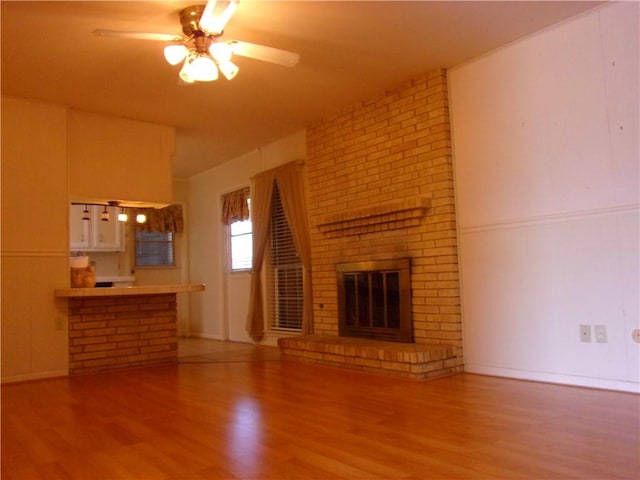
[279,335,458,380]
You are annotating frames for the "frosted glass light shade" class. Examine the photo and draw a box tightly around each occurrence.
[179,54,197,83]
[190,54,219,81]
[218,60,239,80]
[209,42,232,62]
[164,45,188,65]
[136,214,147,224]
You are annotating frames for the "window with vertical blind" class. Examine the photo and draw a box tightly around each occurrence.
[269,183,303,331]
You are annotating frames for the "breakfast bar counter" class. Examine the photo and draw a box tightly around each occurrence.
[54,283,205,297]
[56,284,205,375]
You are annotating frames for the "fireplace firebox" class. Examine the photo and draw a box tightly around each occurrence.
[336,258,412,343]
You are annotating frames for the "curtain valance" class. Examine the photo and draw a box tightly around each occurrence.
[134,204,184,233]
[221,187,250,225]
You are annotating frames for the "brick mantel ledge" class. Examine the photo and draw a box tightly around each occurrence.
[317,197,431,237]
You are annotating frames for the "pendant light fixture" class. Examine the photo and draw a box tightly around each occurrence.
[82,205,90,221]
[118,208,128,222]
[100,206,110,222]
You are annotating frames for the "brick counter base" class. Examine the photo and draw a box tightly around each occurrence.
[69,294,178,375]
[278,335,461,380]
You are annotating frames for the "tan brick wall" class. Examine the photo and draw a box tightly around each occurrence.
[68,294,178,374]
[307,69,462,360]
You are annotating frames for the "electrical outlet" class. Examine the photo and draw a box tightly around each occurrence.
[594,324,607,343]
[54,316,64,331]
[580,324,591,343]
[632,329,640,344]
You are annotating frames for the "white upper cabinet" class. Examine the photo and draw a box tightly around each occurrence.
[70,204,90,250]
[70,205,123,252]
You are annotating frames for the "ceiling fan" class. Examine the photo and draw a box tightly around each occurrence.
[93,0,300,83]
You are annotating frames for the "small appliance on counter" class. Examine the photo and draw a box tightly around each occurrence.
[69,256,96,288]
[95,276,135,288]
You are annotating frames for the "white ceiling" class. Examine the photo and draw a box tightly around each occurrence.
[1,1,604,178]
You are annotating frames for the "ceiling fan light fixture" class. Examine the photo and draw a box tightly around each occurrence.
[164,44,188,65]
[93,0,300,85]
[218,60,239,80]
[200,0,239,36]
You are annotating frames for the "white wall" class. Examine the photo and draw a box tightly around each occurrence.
[449,2,639,392]
[187,130,307,342]
[1,97,70,382]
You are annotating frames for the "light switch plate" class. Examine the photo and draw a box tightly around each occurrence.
[594,324,607,343]
[580,324,591,343]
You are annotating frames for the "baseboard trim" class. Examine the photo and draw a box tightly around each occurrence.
[465,365,639,393]
[1,369,69,384]
[182,334,223,341]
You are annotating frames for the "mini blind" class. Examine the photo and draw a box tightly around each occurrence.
[135,231,174,266]
[269,182,303,331]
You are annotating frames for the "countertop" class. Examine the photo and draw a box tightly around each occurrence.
[54,283,205,298]
[95,276,135,283]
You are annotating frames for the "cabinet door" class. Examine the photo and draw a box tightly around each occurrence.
[70,204,90,250]
[91,205,122,251]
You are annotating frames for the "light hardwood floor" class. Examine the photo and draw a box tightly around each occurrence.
[2,339,639,479]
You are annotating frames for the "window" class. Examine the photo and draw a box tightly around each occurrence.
[135,231,175,266]
[230,214,252,271]
[269,183,303,331]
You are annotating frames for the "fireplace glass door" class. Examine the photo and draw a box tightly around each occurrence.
[337,258,412,342]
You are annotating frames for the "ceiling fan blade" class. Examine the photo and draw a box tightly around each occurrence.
[229,41,300,67]
[93,29,183,42]
[200,0,238,36]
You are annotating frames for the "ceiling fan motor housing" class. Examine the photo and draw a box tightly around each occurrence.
[180,5,209,37]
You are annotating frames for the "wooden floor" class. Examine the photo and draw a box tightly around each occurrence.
[2,339,639,480]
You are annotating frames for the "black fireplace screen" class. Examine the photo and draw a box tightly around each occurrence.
[337,258,412,343]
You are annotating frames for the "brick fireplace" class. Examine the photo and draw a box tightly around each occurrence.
[279,68,464,379]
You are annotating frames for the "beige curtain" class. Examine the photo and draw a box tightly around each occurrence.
[134,204,184,233]
[274,162,314,335]
[245,170,276,341]
[221,187,250,225]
